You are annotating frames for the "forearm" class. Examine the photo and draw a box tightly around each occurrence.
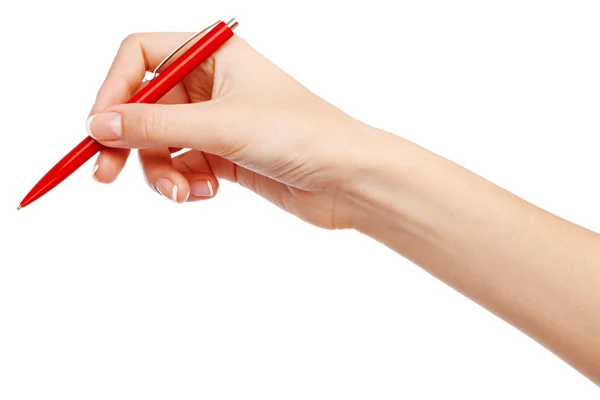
[344,126,600,384]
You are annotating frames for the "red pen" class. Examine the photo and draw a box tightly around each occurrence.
[18,18,239,210]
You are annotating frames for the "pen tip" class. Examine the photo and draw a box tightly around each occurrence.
[17,205,22,210]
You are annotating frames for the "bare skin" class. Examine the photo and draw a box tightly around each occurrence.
[86,34,600,385]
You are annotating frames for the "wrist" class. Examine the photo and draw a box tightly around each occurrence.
[305,107,434,236]
[335,125,432,239]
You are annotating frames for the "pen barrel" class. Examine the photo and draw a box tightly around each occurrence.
[129,21,234,104]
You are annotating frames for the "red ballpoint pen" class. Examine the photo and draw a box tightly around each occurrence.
[18,18,239,210]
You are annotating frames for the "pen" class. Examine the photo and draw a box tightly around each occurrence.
[17,18,239,210]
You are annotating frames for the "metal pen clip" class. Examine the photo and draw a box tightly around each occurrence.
[145,18,239,82]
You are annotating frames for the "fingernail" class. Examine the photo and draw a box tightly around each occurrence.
[86,112,122,140]
[92,161,99,182]
[190,180,214,197]
[172,185,179,203]
[156,178,186,204]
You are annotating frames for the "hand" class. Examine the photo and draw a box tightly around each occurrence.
[87,33,374,229]
[87,31,600,386]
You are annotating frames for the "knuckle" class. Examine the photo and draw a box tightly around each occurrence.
[139,109,166,142]
[120,33,143,49]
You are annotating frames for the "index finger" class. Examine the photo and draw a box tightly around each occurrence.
[91,32,195,113]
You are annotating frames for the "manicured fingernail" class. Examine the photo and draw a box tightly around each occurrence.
[86,112,122,140]
[156,178,174,203]
[156,178,187,204]
[190,180,214,197]
[172,185,179,203]
[92,161,99,182]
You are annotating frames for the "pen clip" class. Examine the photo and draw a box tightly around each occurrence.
[145,20,221,82]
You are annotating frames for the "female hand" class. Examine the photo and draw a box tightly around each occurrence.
[87,30,600,385]
[87,33,375,229]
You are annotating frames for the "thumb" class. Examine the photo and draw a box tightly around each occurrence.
[86,101,232,155]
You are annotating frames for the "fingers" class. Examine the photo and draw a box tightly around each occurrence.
[167,151,297,214]
[138,148,192,204]
[138,149,218,203]
[92,148,129,184]
[171,151,219,201]
[86,101,244,157]
[90,83,190,184]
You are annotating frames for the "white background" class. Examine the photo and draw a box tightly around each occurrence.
[1,1,599,398]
